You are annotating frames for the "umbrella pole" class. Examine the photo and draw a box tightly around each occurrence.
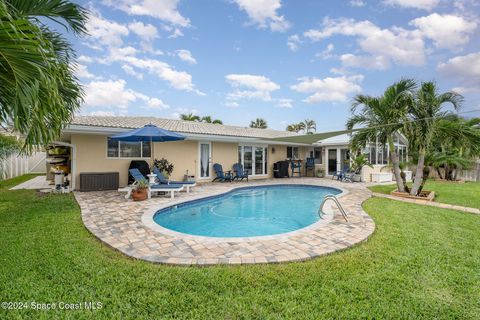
[150,136,154,173]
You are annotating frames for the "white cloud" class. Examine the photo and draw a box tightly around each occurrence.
[384,0,439,10]
[438,52,480,93]
[84,79,170,113]
[340,54,390,70]
[85,13,129,47]
[350,0,365,7]
[176,49,197,64]
[128,21,158,41]
[225,101,240,108]
[106,48,203,94]
[233,0,291,32]
[225,74,280,101]
[146,98,170,109]
[304,17,426,68]
[316,43,335,60]
[75,64,95,79]
[276,98,293,108]
[121,64,143,79]
[291,75,363,103]
[287,34,301,51]
[78,55,93,63]
[410,14,477,49]
[103,0,190,27]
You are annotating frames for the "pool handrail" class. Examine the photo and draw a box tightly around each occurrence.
[318,194,349,222]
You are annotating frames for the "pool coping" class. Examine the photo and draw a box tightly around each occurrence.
[76,178,375,265]
[141,184,346,242]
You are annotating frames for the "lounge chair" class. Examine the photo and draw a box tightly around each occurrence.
[232,163,249,181]
[212,163,233,182]
[152,167,196,193]
[126,168,184,199]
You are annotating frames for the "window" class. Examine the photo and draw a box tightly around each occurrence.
[314,147,322,164]
[238,145,267,176]
[107,138,151,158]
[287,146,299,159]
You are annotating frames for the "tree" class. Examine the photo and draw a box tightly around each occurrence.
[250,118,268,129]
[0,0,88,152]
[405,82,463,196]
[286,123,304,133]
[347,79,416,193]
[180,113,200,121]
[201,116,223,124]
[302,119,316,134]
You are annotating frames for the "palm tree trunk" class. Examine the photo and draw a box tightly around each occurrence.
[410,148,425,196]
[388,137,404,192]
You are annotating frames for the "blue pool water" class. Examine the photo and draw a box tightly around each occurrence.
[153,185,341,238]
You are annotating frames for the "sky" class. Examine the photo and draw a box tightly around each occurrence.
[70,0,480,131]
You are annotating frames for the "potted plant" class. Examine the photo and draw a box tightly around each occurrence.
[315,167,325,178]
[350,154,373,182]
[131,179,149,201]
[152,158,174,179]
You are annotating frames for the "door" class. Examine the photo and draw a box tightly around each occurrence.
[199,142,211,179]
[328,149,337,175]
[340,149,350,171]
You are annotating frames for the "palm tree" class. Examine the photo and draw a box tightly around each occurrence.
[406,82,463,196]
[0,0,88,152]
[347,79,416,192]
[286,123,304,133]
[250,118,268,129]
[302,119,316,134]
[180,113,200,121]
[201,116,223,124]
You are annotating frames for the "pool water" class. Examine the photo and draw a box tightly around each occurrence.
[153,185,341,238]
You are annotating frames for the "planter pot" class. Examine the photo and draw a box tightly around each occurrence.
[316,172,325,178]
[390,190,435,202]
[131,189,148,201]
[352,174,362,182]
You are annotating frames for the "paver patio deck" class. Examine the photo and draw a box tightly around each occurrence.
[75,178,375,265]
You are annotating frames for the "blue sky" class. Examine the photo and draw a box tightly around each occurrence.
[72,0,480,131]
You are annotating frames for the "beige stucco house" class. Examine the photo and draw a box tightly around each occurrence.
[50,116,408,191]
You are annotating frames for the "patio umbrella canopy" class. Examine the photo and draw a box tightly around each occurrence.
[110,124,186,171]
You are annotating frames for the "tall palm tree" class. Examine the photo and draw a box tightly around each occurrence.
[180,113,200,121]
[302,119,316,134]
[347,79,416,192]
[406,82,463,196]
[0,0,88,151]
[250,118,268,129]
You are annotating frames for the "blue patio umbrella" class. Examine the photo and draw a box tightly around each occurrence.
[110,124,185,170]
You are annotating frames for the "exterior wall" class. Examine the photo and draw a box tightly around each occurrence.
[71,133,307,188]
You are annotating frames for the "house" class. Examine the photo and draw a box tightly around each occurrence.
[52,116,408,191]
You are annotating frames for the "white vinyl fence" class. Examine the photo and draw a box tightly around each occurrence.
[0,151,46,180]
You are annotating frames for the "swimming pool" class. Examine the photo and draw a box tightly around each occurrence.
[153,185,342,238]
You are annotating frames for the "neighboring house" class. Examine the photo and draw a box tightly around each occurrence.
[53,116,408,191]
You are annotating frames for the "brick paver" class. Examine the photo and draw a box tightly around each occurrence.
[76,178,375,265]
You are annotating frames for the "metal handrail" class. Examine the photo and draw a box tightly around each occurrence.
[318,194,349,222]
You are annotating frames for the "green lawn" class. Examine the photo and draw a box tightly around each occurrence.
[368,180,480,209]
[1,176,479,319]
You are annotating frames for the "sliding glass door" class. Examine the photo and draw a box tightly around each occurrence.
[238,145,267,176]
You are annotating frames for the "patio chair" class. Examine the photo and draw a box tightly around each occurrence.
[332,166,349,181]
[232,163,249,181]
[212,163,233,182]
[152,167,196,193]
[126,168,184,199]
[305,157,315,177]
[290,160,302,177]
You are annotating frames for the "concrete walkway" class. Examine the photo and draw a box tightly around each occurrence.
[372,192,480,214]
[9,175,51,190]
[76,178,375,265]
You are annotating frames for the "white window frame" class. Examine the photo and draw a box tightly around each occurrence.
[106,138,151,159]
[238,143,268,177]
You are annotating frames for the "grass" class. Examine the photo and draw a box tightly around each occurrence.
[0,176,479,319]
[368,180,480,209]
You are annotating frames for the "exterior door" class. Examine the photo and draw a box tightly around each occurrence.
[340,149,350,171]
[199,142,211,179]
[328,149,337,175]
